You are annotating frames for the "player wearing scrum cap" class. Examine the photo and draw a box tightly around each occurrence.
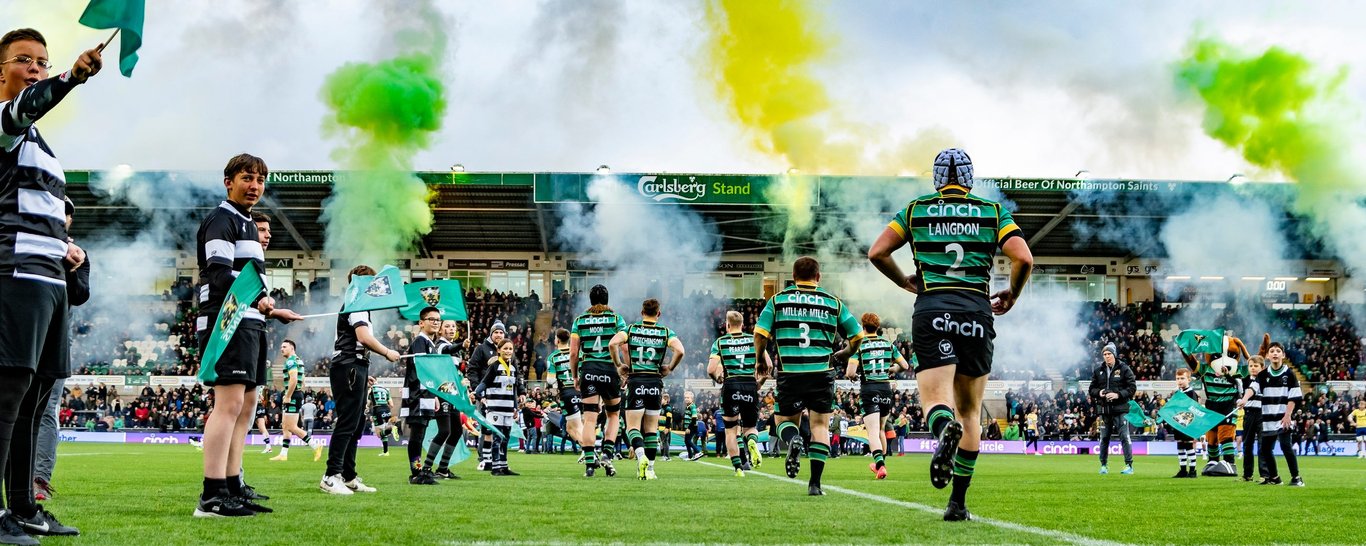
[867,148,1033,521]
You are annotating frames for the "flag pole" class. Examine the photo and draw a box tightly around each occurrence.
[296,312,340,320]
[96,28,120,53]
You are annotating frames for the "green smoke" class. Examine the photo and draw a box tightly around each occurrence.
[320,53,445,267]
[1174,37,1366,270]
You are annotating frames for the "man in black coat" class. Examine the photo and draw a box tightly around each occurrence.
[1089,343,1136,474]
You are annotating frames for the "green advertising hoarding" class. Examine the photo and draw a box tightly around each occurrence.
[533,173,813,205]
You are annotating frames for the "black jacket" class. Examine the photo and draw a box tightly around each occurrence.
[67,254,90,307]
[1088,362,1136,416]
[467,338,498,384]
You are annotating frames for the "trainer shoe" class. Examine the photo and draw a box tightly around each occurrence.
[314,444,324,462]
[269,453,288,462]
[747,438,763,467]
[870,462,887,480]
[1258,477,1282,485]
[602,459,617,477]
[194,495,255,517]
[433,468,459,480]
[261,445,272,454]
[235,497,273,514]
[15,506,78,536]
[1099,466,1109,475]
[31,479,52,502]
[930,421,963,489]
[638,456,648,480]
[240,484,269,501]
[0,511,38,545]
[345,477,377,493]
[1289,477,1305,487]
[691,452,705,461]
[943,501,972,522]
[1175,469,1189,478]
[1120,465,1133,475]
[807,485,824,496]
[320,474,354,495]
[785,437,805,479]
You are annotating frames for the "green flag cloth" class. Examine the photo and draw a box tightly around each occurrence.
[413,354,505,439]
[399,280,467,321]
[341,265,407,313]
[198,261,265,384]
[1124,401,1149,428]
[420,422,474,466]
[1175,329,1224,355]
[1157,391,1228,438]
[78,0,145,77]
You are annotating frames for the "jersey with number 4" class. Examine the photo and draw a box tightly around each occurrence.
[754,282,862,375]
[571,310,627,370]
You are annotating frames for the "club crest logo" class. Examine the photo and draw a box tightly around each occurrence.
[421,286,442,306]
[438,381,458,395]
[1173,410,1195,427]
[366,276,393,298]
[1192,333,1207,346]
[219,294,240,332]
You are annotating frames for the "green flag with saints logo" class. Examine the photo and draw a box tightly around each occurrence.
[341,265,407,313]
[1124,400,1150,428]
[1157,391,1227,438]
[198,261,265,384]
[413,354,505,439]
[1175,329,1224,355]
[399,280,467,321]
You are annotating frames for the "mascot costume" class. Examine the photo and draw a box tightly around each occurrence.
[1177,330,1248,477]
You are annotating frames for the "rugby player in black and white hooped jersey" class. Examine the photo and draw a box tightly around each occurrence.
[319,265,401,496]
[193,154,304,518]
[0,27,103,539]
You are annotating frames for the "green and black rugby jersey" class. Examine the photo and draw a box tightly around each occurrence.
[624,320,677,376]
[570,309,627,368]
[283,355,305,378]
[854,334,902,383]
[710,332,758,379]
[369,385,390,407]
[888,185,1022,295]
[754,281,863,374]
[1195,360,1241,405]
[546,348,572,385]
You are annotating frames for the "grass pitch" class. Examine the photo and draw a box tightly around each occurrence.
[44,442,1363,545]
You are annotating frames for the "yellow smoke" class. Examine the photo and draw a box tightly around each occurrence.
[703,0,952,253]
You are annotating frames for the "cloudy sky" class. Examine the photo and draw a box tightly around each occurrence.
[6,0,1363,180]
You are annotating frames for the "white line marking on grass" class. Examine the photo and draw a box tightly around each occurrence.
[696,460,1128,546]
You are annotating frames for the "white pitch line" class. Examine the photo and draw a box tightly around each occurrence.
[696,460,1128,546]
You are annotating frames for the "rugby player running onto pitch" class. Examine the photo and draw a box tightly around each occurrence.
[268,340,322,462]
[708,310,771,477]
[754,257,865,496]
[835,313,909,480]
[609,299,685,480]
[568,285,628,477]
[867,148,1033,521]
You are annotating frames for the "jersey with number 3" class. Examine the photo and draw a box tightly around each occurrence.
[888,186,1021,296]
[754,282,862,375]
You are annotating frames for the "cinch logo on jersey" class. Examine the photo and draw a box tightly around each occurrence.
[637,175,707,202]
[932,313,987,338]
[924,201,983,218]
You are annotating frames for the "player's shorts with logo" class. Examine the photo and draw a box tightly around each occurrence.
[579,364,621,400]
[197,323,266,388]
[721,378,759,428]
[284,390,304,414]
[859,382,895,417]
[1356,427,1366,441]
[912,309,996,378]
[559,387,582,417]
[774,372,835,416]
[627,376,664,413]
[371,407,392,427]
